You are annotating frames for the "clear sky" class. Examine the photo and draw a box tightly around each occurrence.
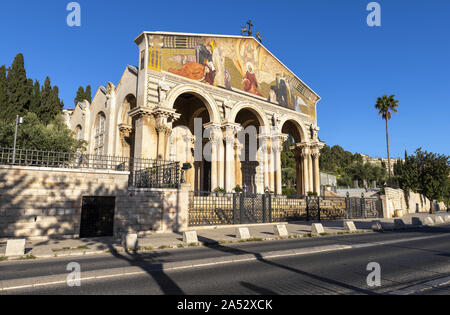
[0,0,448,157]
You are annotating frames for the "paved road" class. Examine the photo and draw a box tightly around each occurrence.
[1,226,449,295]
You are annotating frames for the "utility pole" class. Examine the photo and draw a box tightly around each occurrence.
[12,115,24,164]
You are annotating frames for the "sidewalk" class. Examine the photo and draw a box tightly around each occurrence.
[0,211,448,260]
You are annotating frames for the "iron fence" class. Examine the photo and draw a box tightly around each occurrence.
[188,193,384,226]
[132,161,180,189]
[0,147,181,189]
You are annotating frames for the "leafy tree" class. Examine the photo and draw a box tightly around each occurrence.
[84,85,92,103]
[413,148,449,213]
[74,85,92,105]
[0,112,85,152]
[375,94,399,182]
[5,54,32,122]
[0,65,7,120]
[38,77,63,125]
[29,80,41,116]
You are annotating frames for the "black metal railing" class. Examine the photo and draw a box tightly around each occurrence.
[132,160,180,189]
[0,147,181,189]
[188,192,384,226]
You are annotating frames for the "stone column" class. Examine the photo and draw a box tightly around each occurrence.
[268,139,275,193]
[234,140,243,189]
[308,153,314,193]
[154,108,179,160]
[130,109,156,159]
[312,149,321,194]
[209,130,221,191]
[224,126,239,192]
[260,136,270,191]
[273,134,288,196]
[302,146,310,194]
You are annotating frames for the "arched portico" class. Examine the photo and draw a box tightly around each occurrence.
[165,84,221,124]
[280,118,321,195]
[169,92,213,192]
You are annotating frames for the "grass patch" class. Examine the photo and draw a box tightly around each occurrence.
[177,244,184,248]
[188,243,198,247]
[247,238,263,242]
[158,245,169,250]
[0,256,8,262]
[320,233,333,236]
[52,245,91,253]
[19,255,36,260]
[303,233,313,238]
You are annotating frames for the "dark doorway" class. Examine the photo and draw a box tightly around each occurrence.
[202,160,211,192]
[80,197,116,238]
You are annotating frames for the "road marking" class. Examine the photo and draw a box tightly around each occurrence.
[389,275,450,295]
[1,233,449,292]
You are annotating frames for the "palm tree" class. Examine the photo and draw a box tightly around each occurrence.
[375,95,399,183]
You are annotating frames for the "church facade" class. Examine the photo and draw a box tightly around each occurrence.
[68,32,324,195]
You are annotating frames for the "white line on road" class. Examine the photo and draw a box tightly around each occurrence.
[1,233,449,293]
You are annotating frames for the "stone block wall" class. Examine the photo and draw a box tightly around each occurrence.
[0,166,189,239]
[384,187,447,218]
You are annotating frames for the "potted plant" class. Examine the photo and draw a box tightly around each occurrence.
[213,187,226,196]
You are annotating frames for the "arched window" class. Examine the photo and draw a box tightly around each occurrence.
[75,125,83,140]
[94,113,106,155]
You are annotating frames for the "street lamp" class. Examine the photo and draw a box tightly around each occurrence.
[12,115,24,164]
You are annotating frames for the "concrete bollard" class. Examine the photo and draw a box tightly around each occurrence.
[412,217,423,226]
[236,227,251,240]
[183,231,199,244]
[394,219,406,230]
[372,220,383,231]
[434,216,445,225]
[273,225,289,237]
[423,217,434,226]
[5,239,26,257]
[311,223,325,235]
[124,234,138,251]
[343,221,357,232]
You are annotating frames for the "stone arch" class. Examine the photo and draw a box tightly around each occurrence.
[279,115,307,143]
[166,84,221,124]
[115,94,136,158]
[229,101,269,128]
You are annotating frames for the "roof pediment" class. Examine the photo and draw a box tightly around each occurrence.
[137,31,320,119]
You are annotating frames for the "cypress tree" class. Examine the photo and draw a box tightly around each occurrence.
[39,76,53,125]
[6,53,31,122]
[84,85,92,103]
[74,86,85,105]
[74,85,92,105]
[0,65,7,121]
[29,80,41,116]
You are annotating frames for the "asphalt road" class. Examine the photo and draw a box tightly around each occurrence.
[1,225,449,295]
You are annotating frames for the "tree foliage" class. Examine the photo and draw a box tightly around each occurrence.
[74,85,92,105]
[0,53,85,153]
[395,149,449,211]
[0,112,85,152]
[319,145,386,188]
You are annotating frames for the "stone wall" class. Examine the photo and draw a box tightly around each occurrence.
[0,166,188,240]
[384,187,447,218]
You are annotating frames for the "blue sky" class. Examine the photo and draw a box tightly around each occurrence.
[0,0,448,157]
